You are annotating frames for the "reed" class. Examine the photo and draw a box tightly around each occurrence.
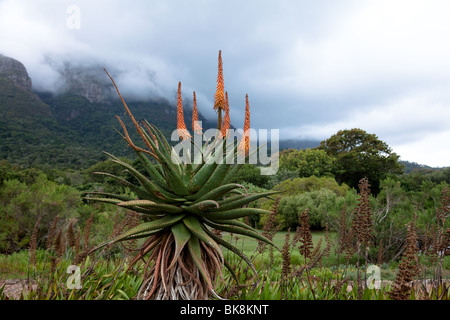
[389,216,420,300]
[29,216,41,267]
[348,177,373,296]
[46,216,59,251]
[67,220,76,249]
[281,228,291,299]
[298,209,313,261]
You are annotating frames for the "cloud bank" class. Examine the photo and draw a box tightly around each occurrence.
[0,0,449,167]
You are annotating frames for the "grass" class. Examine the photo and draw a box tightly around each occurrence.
[1,230,449,300]
[223,230,333,253]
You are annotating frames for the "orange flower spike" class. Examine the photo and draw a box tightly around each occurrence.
[176,81,191,140]
[214,50,225,111]
[243,93,250,152]
[222,91,231,137]
[192,91,202,134]
[214,50,225,131]
[238,94,251,156]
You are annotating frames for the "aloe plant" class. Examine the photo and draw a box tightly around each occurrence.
[84,51,278,300]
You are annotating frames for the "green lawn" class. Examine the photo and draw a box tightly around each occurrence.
[221,230,335,253]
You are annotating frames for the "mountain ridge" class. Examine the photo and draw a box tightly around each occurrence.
[0,54,216,169]
[1,54,444,171]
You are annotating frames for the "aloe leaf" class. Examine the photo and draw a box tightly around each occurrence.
[200,140,236,189]
[108,156,182,201]
[135,151,169,191]
[213,191,279,212]
[147,122,172,154]
[215,194,246,206]
[168,222,192,270]
[205,229,258,276]
[190,137,208,173]
[223,259,239,285]
[187,163,218,194]
[91,213,184,252]
[91,172,153,200]
[191,163,232,200]
[187,235,213,290]
[141,124,190,196]
[113,213,185,243]
[182,216,223,262]
[91,229,162,253]
[192,183,246,204]
[186,139,226,193]
[117,200,184,214]
[221,164,245,185]
[83,191,135,202]
[201,217,256,232]
[118,199,157,206]
[113,229,163,242]
[183,200,219,214]
[194,207,272,221]
[203,219,278,250]
[82,197,123,205]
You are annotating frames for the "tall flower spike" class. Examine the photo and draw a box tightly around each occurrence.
[221,91,230,137]
[177,82,191,140]
[238,94,250,156]
[214,50,225,130]
[192,91,202,134]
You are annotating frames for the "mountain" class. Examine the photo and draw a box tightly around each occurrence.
[279,138,321,151]
[0,54,360,171]
[0,54,215,169]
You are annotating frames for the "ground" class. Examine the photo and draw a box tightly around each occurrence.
[0,279,38,300]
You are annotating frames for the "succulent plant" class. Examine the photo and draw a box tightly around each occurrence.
[84,51,278,300]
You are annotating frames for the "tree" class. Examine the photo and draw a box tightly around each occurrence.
[317,128,404,194]
[279,148,335,178]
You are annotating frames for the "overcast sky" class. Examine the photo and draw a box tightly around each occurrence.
[1,0,449,167]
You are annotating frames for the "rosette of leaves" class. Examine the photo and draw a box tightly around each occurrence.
[84,68,278,300]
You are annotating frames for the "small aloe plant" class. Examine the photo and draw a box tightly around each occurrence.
[85,51,278,300]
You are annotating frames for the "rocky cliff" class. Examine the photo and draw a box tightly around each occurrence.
[56,62,114,104]
[0,54,33,91]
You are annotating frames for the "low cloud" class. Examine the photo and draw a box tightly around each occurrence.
[0,0,449,166]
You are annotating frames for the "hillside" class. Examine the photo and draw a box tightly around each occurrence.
[3,54,441,173]
[0,54,215,169]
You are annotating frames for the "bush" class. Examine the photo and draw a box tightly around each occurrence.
[277,188,339,230]
[273,176,349,197]
[0,174,81,253]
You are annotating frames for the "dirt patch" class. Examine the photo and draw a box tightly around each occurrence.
[0,279,38,300]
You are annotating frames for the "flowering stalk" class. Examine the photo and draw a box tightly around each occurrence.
[238,94,250,156]
[214,50,225,130]
[192,91,202,134]
[221,91,231,138]
[177,81,191,140]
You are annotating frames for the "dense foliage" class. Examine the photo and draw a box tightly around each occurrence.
[0,75,216,170]
[317,128,404,194]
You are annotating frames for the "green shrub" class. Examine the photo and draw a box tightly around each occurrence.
[273,176,349,197]
[277,188,339,230]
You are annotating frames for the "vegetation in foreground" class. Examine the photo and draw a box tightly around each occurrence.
[0,178,449,300]
[0,51,449,300]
